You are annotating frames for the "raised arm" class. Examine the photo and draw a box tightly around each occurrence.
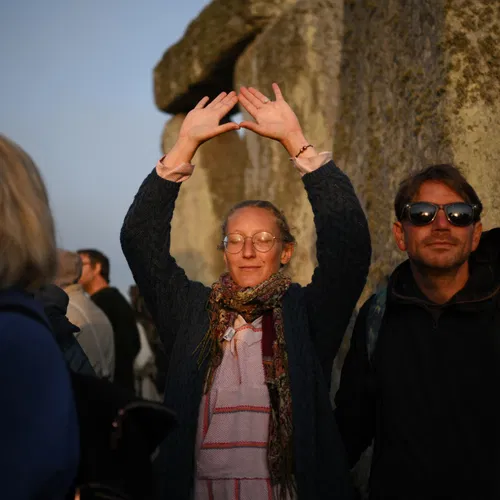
[238,84,371,383]
[120,92,239,353]
[302,159,371,385]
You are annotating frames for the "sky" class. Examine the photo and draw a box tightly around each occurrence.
[1,0,210,297]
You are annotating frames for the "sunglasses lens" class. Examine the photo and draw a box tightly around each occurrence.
[408,203,437,226]
[445,203,474,226]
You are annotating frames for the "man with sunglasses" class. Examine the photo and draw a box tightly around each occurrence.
[335,164,500,499]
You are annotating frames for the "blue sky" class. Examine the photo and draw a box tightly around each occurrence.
[1,0,210,297]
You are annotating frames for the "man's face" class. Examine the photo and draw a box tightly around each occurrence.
[393,181,482,271]
[78,253,98,292]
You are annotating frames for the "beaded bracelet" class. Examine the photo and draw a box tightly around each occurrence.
[295,144,313,158]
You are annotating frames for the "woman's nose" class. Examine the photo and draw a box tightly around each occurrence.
[242,237,256,257]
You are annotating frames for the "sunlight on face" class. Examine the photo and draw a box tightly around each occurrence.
[223,207,293,288]
[393,181,482,271]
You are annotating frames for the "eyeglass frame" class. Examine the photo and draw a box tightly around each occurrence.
[218,231,281,254]
[400,202,479,227]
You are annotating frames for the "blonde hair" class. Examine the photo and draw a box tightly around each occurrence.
[54,250,82,288]
[0,135,57,291]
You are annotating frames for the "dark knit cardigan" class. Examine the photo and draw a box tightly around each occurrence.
[121,160,371,500]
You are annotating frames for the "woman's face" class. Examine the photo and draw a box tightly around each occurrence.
[223,207,294,288]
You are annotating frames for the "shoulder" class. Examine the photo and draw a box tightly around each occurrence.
[0,311,65,371]
[69,292,108,320]
[282,283,305,309]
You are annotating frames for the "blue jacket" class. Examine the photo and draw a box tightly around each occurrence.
[0,288,79,500]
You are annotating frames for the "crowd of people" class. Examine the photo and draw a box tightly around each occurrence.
[0,83,498,500]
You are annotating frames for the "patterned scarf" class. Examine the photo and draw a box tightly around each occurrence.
[196,271,295,499]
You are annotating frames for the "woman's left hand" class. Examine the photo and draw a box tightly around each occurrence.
[238,83,311,157]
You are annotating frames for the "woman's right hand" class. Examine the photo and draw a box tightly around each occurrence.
[162,91,239,168]
[178,91,239,148]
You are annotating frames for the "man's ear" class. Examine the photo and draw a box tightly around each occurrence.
[393,221,407,252]
[95,262,103,276]
[280,243,295,265]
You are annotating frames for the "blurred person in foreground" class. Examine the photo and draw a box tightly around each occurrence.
[0,135,79,499]
[55,249,115,380]
[121,85,370,499]
[77,248,140,392]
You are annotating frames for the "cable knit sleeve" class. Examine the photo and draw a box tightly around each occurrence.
[302,160,371,387]
[120,169,210,357]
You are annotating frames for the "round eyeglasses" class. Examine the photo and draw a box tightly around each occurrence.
[222,231,279,254]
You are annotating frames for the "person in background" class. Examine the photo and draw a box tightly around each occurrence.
[130,284,167,398]
[77,248,140,392]
[55,249,115,380]
[0,135,79,499]
[35,284,95,377]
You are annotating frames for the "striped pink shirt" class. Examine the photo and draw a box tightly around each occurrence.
[194,315,278,499]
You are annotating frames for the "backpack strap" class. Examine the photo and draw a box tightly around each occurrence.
[366,287,388,363]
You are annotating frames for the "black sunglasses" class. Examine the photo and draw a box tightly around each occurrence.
[401,202,478,227]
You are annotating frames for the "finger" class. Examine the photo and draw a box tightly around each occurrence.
[272,82,284,101]
[240,86,264,109]
[219,92,239,112]
[206,92,227,108]
[215,91,237,110]
[239,120,263,134]
[248,87,270,104]
[194,96,210,109]
[215,122,240,135]
[238,93,258,117]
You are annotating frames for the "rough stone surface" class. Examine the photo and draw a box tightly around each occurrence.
[334,0,500,302]
[235,0,345,285]
[154,0,296,114]
[162,116,250,285]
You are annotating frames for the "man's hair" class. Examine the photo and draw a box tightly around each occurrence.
[77,248,110,283]
[0,135,57,291]
[394,163,483,222]
[54,250,82,288]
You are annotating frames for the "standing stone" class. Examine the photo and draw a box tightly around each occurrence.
[154,0,297,114]
[335,0,500,299]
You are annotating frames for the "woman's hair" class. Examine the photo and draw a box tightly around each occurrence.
[0,135,57,291]
[218,200,296,249]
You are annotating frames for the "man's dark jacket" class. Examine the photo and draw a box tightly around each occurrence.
[91,286,141,392]
[121,160,371,499]
[335,228,500,499]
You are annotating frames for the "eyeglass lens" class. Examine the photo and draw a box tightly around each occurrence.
[408,202,474,227]
[224,232,276,253]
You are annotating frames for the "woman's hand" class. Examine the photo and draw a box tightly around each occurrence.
[164,91,239,167]
[179,91,240,148]
[238,83,315,157]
